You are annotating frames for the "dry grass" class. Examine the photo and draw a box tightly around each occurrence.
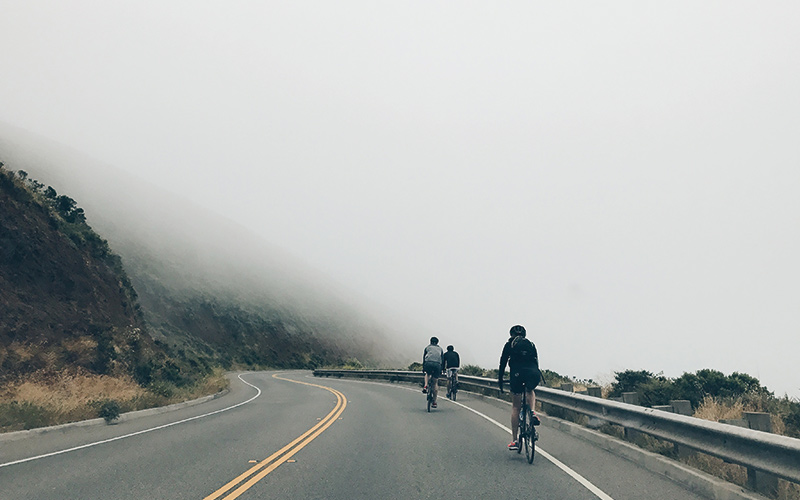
[0,341,35,364]
[61,336,98,366]
[685,452,748,487]
[780,481,800,500]
[9,372,146,412]
[694,395,787,436]
[688,396,800,499]
[0,368,229,432]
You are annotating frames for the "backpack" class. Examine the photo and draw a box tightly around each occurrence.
[510,336,537,366]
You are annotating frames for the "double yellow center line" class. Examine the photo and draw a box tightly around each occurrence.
[204,373,347,500]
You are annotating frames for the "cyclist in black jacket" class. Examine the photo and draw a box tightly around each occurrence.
[442,345,460,398]
[499,325,541,451]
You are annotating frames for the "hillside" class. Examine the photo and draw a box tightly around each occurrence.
[0,124,411,371]
[0,164,149,376]
[0,164,229,431]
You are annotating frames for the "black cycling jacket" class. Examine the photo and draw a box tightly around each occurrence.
[442,350,460,369]
[499,336,538,378]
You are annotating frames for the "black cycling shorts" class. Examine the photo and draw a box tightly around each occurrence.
[423,362,442,378]
[510,368,541,394]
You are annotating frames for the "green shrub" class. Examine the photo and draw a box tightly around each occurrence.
[341,358,364,370]
[460,364,485,376]
[609,370,655,397]
[148,381,176,398]
[639,376,682,407]
[784,401,800,438]
[407,362,422,371]
[96,400,121,424]
[540,369,572,388]
[0,401,53,431]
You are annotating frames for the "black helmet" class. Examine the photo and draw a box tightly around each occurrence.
[510,325,526,337]
[446,345,454,351]
[430,336,439,344]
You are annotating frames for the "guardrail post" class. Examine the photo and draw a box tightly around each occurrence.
[669,400,695,458]
[743,412,779,497]
[670,400,693,416]
[560,383,574,392]
[620,392,642,441]
[720,418,747,428]
[622,392,640,406]
[587,386,602,398]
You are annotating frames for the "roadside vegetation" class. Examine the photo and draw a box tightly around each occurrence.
[0,166,229,432]
[0,367,228,432]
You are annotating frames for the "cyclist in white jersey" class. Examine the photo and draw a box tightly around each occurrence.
[422,337,444,407]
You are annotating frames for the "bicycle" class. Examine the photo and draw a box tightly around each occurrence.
[517,390,538,463]
[426,378,441,412]
[446,369,458,401]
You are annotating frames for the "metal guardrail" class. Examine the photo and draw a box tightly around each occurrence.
[314,369,800,485]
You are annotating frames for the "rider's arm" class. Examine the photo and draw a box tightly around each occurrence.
[498,342,511,386]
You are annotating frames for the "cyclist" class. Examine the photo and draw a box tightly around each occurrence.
[442,345,460,398]
[498,325,541,451]
[422,336,444,408]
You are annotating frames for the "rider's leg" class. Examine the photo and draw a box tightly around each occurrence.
[528,388,540,423]
[424,372,429,390]
[511,393,522,442]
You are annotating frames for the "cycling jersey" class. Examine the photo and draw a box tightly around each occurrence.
[422,343,444,378]
[442,350,460,369]
[499,335,540,393]
[499,336,538,372]
[423,344,444,365]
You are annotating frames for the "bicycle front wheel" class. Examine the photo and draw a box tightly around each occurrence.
[524,408,535,463]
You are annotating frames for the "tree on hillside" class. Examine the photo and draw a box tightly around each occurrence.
[609,370,655,397]
[673,369,772,407]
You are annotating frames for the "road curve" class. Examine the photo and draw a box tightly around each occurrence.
[0,371,708,499]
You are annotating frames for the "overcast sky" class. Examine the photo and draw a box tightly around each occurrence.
[2,1,798,397]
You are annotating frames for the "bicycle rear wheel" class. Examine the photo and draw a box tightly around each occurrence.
[524,407,535,463]
[427,390,432,412]
[517,409,525,455]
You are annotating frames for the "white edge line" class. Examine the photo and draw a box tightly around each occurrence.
[0,373,261,469]
[313,375,615,500]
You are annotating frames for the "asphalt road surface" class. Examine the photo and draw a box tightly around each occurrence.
[0,371,708,499]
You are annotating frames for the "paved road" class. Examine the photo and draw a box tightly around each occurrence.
[0,371,707,499]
